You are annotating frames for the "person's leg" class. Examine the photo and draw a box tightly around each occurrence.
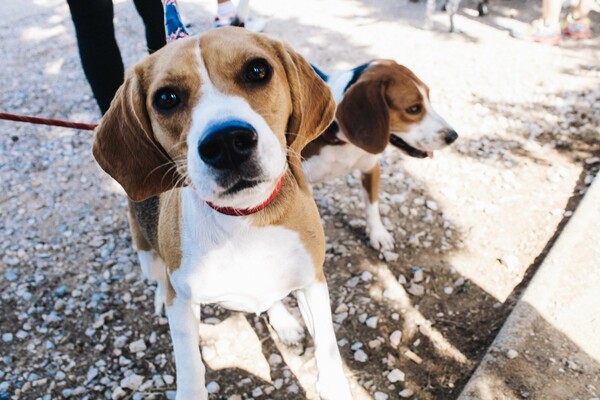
[133,0,166,53]
[214,0,236,27]
[67,0,124,114]
[542,0,563,25]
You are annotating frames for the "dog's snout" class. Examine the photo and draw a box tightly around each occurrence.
[199,122,258,170]
[444,130,458,144]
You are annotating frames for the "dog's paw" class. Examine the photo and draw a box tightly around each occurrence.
[269,311,305,345]
[369,227,395,251]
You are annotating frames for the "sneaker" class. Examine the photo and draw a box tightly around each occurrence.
[511,20,561,45]
[213,13,236,28]
[562,14,592,39]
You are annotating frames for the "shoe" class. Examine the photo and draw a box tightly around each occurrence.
[511,20,561,45]
[213,13,236,28]
[562,14,592,39]
[213,14,266,32]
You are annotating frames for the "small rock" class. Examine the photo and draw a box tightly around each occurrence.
[163,375,174,385]
[2,333,13,343]
[383,251,400,262]
[252,387,263,397]
[399,388,415,398]
[387,368,405,383]
[114,336,127,349]
[374,392,389,400]
[507,349,519,359]
[268,354,282,366]
[345,277,360,288]
[129,339,147,353]
[412,267,423,283]
[86,367,98,383]
[397,274,407,285]
[334,312,348,324]
[444,286,454,295]
[390,330,402,347]
[425,200,438,211]
[368,339,382,349]
[354,349,368,362]
[111,387,127,400]
[366,316,378,328]
[120,374,144,391]
[407,284,425,297]
[206,381,220,394]
[361,271,373,281]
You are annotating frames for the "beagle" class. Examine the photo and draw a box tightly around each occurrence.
[92,28,352,399]
[303,60,458,251]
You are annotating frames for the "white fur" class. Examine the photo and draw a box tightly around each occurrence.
[138,250,168,315]
[296,282,352,400]
[267,301,305,345]
[159,45,350,399]
[366,201,394,251]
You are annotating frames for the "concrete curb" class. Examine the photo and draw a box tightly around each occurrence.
[459,176,600,400]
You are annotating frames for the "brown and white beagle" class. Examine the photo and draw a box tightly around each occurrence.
[303,60,458,251]
[92,27,352,400]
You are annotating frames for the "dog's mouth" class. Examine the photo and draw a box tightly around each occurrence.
[389,134,433,159]
[223,178,264,196]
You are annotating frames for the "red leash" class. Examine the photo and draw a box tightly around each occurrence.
[0,112,98,131]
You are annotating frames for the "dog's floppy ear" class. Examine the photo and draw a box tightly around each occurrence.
[337,79,390,154]
[92,66,182,202]
[278,43,335,188]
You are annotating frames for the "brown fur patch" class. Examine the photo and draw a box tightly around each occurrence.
[361,164,381,204]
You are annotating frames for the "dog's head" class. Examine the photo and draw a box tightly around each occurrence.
[336,60,457,158]
[93,28,335,205]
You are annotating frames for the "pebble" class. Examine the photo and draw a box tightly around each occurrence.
[120,374,144,391]
[397,274,407,285]
[111,387,127,400]
[507,349,519,359]
[407,284,425,297]
[383,251,400,262]
[206,381,220,394]
[374,392,389,400]
[345,277,360,288]
[444,286,454,295]
[1,334,13,343]
[128,339,147,353]
[268,353,283,366]
[387,368,405,383]
[426,200,438,211]
[399,388,415,398]
[354,349,368,362]
[361,271,373,281]
[251,387,263,397]
[366,316,378,328]
[412,267,424,283]
[390,330,402,347]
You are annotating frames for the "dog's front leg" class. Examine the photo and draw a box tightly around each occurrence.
[296,281,352,400]
[167,297,208,400]
[361,164,394,251]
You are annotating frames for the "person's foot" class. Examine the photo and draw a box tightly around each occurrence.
[562,14,592,39]
[511,20,561,45]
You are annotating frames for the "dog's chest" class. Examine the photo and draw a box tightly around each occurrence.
[171,191,314,314]
[303,143,379,183]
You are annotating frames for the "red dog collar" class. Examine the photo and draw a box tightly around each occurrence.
[206,175,285,216]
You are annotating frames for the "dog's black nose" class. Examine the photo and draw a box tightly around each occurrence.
[199,122,258,169]
[444,130,458,144]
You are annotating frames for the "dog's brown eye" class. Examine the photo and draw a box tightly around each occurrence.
[406,104,422,115]
[245,58,271,83]
[154,88,181,111]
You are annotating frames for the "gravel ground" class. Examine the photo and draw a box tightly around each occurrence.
[1,0,599,399]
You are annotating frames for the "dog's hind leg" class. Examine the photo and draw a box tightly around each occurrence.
[267,301,305,345]
[362,165,395,251]
[295,282,351,400]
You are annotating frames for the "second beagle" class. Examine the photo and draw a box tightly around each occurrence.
[93,28,351,399]
[303,60,458,251]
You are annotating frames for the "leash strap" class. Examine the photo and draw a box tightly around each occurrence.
[0,112,97,131]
